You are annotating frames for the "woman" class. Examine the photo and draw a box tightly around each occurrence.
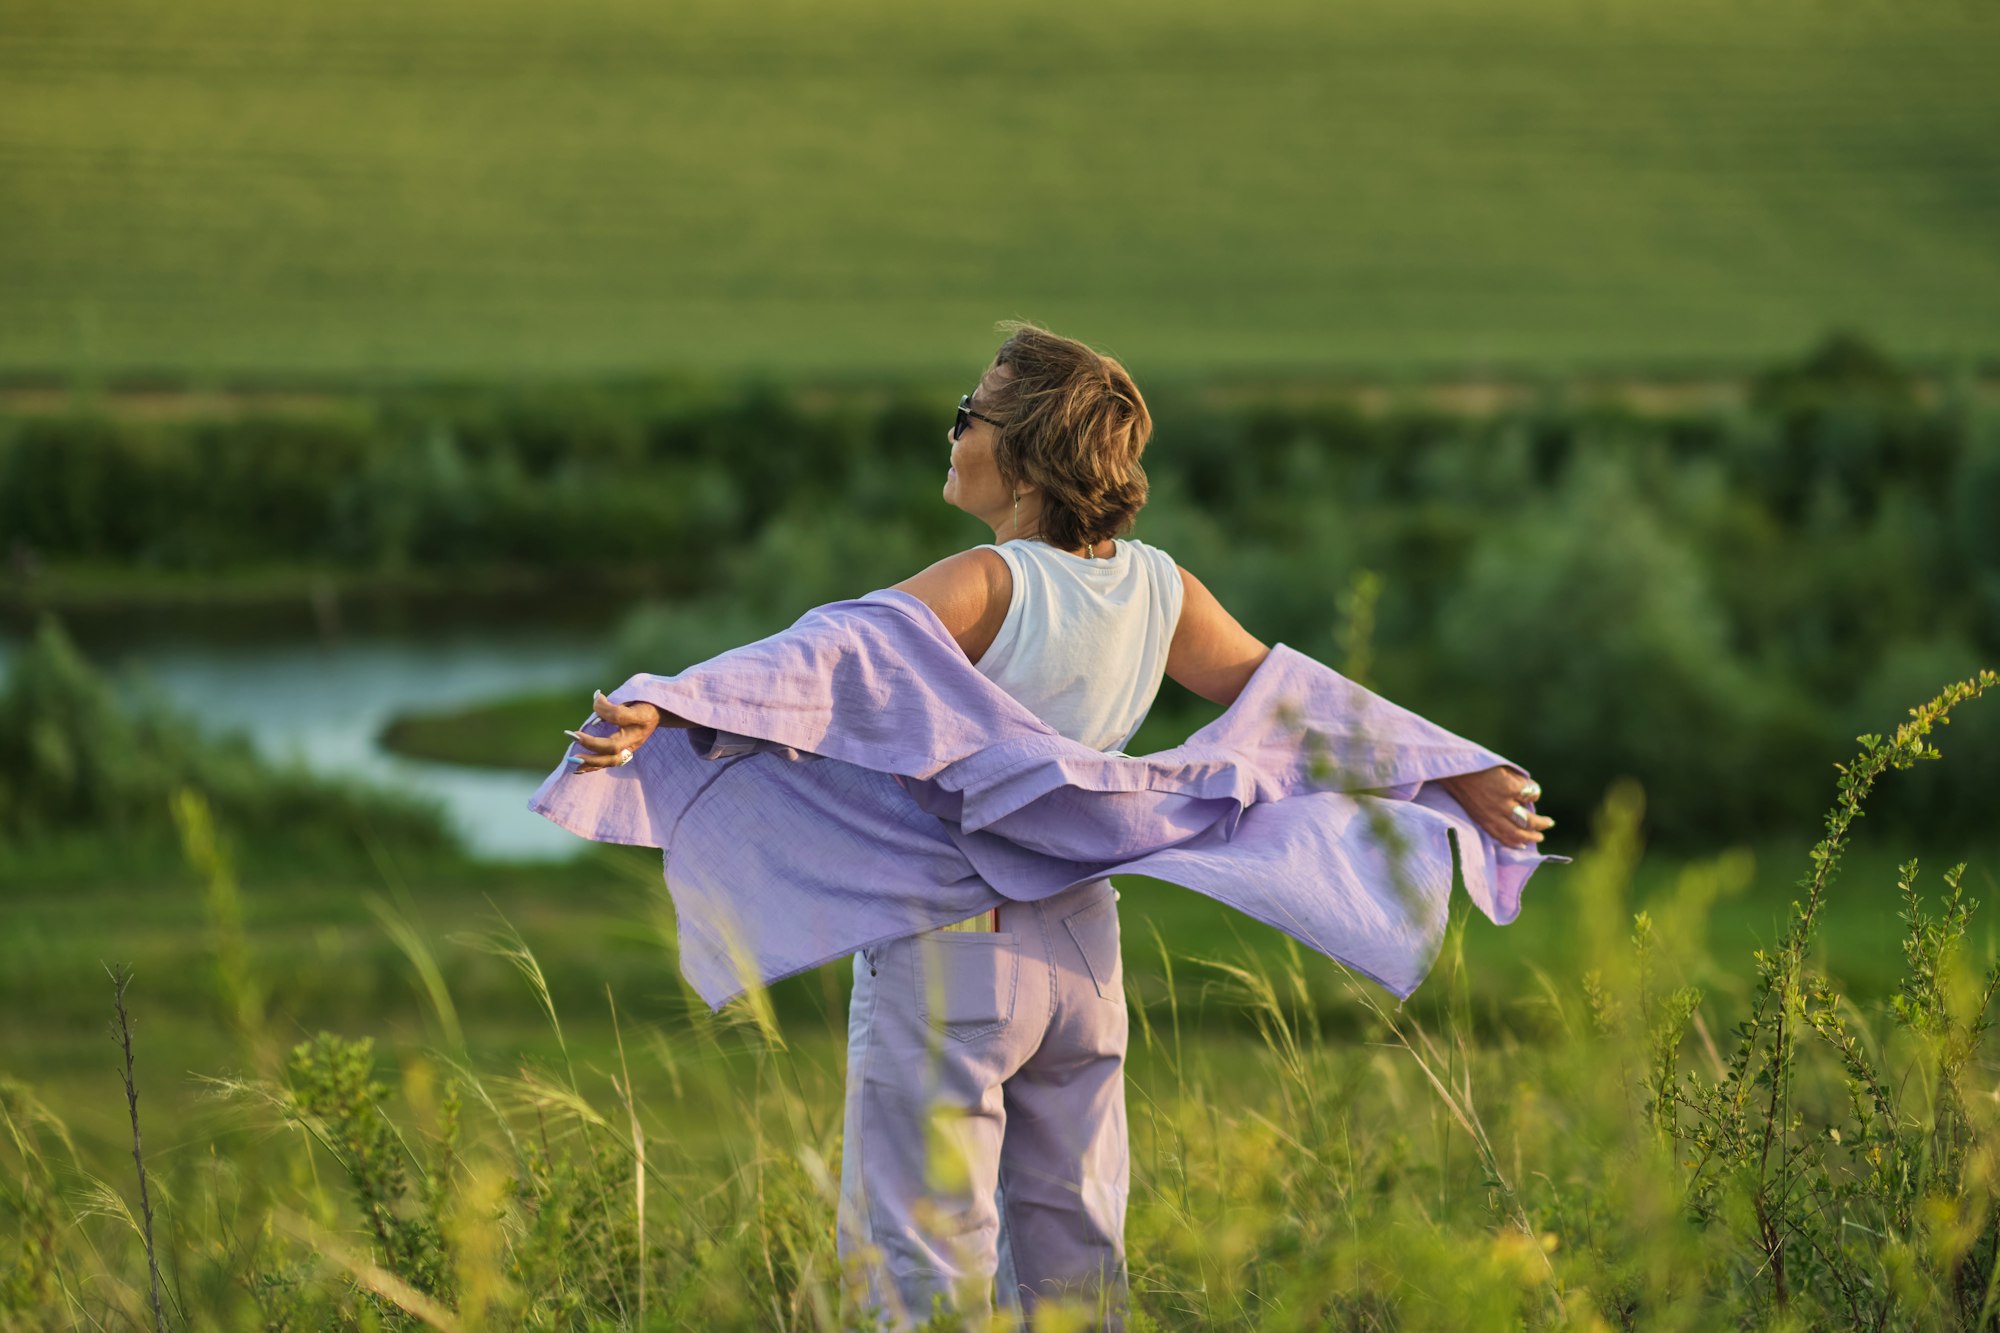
[566,322,1555,1329]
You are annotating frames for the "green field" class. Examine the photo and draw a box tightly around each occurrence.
[7,618,1998,1323]
[4,0,1997,382]
[10,805,1999,1325]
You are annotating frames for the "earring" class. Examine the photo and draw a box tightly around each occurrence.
[1012,491,1019,536]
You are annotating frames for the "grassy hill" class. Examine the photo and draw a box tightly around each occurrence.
[2,0,1996,381]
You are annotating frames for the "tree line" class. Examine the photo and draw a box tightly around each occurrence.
[3,333,1995,848]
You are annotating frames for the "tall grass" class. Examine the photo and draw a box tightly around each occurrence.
[1,666,1995,1328]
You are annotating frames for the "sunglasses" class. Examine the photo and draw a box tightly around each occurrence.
[954,393,1006,440]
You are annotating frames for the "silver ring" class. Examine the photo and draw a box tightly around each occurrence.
[617,747,634,767]
[1517,781,1542,802]
[1509,803,1530,827]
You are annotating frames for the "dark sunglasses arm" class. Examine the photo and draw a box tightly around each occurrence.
[959,396,1006,429]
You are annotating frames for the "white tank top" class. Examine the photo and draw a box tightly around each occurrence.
[968,535,1184,753]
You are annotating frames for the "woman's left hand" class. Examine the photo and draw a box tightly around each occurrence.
[564,690,663,774]
[1437,765,1554,850]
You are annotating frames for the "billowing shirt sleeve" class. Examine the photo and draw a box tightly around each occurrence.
[529,588,1568,1011]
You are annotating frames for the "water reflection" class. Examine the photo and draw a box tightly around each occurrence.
[0,615,611,861]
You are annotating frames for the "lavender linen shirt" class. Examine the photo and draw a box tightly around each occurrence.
[528,587,1570,1011]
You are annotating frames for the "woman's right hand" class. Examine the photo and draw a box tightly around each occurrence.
[564,690,664,773]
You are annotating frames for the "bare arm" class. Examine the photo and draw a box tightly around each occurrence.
[1162,562,1549,847]
[891,547,1011,665]
[1164,563,1270,707]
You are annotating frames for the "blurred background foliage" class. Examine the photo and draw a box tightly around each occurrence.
[5,333,1995,849]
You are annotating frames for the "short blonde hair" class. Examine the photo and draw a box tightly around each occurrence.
[984,320,1151,550]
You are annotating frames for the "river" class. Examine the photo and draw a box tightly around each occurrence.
[0,599,617,860]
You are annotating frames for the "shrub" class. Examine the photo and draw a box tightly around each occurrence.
[1429,452,1823,843]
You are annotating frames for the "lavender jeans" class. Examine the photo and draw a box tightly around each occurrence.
[837,875,1130,1331]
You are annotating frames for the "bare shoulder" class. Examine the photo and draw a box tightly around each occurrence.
[1165,562,1271,707]
[890,547,1011,664]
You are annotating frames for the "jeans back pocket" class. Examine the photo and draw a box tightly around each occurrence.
[911,932,1020,1042]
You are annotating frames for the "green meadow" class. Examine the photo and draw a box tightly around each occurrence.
[7,690,2000,1327]
[4,0,1999,382]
